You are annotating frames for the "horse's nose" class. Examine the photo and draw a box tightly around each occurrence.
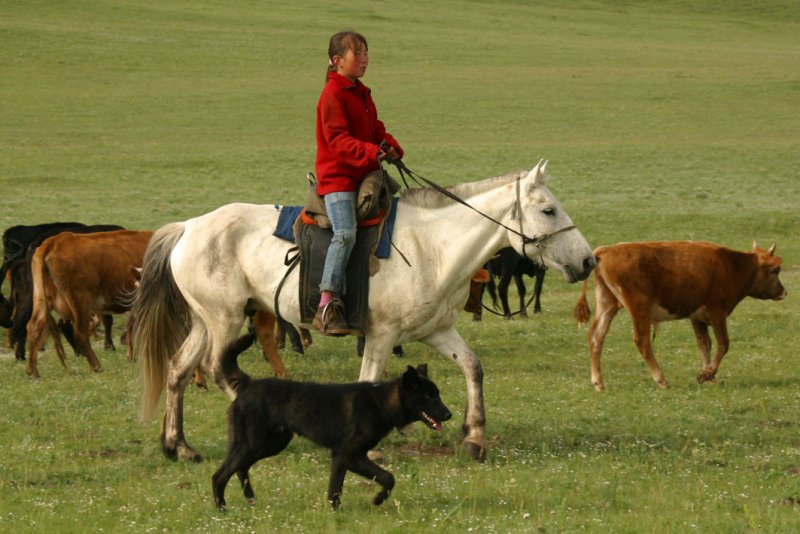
[580,255,596,278]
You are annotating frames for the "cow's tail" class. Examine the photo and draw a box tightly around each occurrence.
[220,331,256,395]
[27,243,52,356]
[133,222,190,421]
[573,278,592,327]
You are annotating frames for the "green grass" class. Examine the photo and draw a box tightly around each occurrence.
[1,0,799,532]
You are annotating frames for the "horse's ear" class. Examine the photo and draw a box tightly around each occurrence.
[524,159,549,190]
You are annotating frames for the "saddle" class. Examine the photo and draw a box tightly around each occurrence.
[295,170,400,334]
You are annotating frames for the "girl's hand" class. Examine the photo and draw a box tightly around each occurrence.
[378,142,400,161]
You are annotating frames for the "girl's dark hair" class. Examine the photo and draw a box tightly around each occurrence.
[325,30,368,82]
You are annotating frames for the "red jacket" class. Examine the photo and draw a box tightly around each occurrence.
[315,72,403,195]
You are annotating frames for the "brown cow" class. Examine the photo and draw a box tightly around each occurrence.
[26,230,153,378]
[574,241,786,391]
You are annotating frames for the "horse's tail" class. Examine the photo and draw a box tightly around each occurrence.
[220,331,256,395]
[573,277,592,327]
[134,222,191,421]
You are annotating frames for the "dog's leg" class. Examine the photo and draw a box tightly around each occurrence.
[327,454,348,510]
[236,469,255,504]
[211,461,236,510]
[346,454,395,506]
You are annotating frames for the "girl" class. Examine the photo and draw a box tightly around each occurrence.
[312,30,403,336]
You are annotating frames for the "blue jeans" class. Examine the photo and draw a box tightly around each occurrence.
[320,191,357,295]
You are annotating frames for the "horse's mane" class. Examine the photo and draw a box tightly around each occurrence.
[397,170,525,208]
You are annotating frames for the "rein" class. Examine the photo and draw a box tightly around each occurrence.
[383,158,576,259]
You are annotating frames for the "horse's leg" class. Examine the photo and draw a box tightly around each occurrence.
[419,327,487,462]
[162,322,209,462]
[205,318,248,399]
[359,335,395,382]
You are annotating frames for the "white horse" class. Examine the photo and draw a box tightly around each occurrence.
[134,160,595,462]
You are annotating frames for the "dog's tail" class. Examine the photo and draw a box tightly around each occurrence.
[221,331,257,394]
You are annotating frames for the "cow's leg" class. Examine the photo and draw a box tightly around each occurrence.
[630,310,668,389]
[69,311,103,373]
[124,314,135,362]
[515,273,528,318]
[26,306,51,378]
[418,327,487,461]
[691,319,712,370]
[251,310,288,378]
[697,314,729,383]
[162,322,209,462]
[532,270,545,314]
[300,327,313,348]
[498,272,513,318]
[45,313,69,372]
[101,315,115,351]
[274,317,287,350]
[587,278,621,392]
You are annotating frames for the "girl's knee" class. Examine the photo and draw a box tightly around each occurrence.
[333,227,357,247]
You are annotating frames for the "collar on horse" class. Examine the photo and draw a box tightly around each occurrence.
[382,158,577,260]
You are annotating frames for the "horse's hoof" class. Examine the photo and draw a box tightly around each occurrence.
[463,440,487,462]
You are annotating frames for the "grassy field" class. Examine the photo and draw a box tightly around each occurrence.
[1,0,799,532]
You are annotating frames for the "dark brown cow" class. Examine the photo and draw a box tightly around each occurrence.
[573,241,787,391]
[26,230,153,378]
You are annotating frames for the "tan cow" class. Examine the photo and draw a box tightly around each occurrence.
[574,241,786,391]
[27,230,153,378]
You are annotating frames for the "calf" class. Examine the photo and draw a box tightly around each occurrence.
[26,230,152,377]
[477,247,546,320]
[1,222,83,286]
[574,241,787,391]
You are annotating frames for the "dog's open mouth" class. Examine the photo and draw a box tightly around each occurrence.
[420,411,442,431]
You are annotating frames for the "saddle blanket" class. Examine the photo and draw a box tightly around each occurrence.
[272,197,399,258]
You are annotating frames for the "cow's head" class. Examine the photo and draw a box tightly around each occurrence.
[750,242,787,301]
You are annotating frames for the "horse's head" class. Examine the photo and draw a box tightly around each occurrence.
[507,160,595,283]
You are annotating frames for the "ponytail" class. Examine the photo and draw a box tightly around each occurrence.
[325,30,368,83]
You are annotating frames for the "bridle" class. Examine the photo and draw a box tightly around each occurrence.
[273,160,576,323]
[384,158,577,260]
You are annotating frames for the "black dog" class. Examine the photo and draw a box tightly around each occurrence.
[212,332,452,510]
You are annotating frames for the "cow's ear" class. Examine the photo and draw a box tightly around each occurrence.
[767,243,777,256]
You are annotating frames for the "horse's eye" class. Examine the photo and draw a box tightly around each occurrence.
[543,208,556,216]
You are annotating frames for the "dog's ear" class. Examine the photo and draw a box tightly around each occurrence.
[403,365,420,388]
[416,363,428,377]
